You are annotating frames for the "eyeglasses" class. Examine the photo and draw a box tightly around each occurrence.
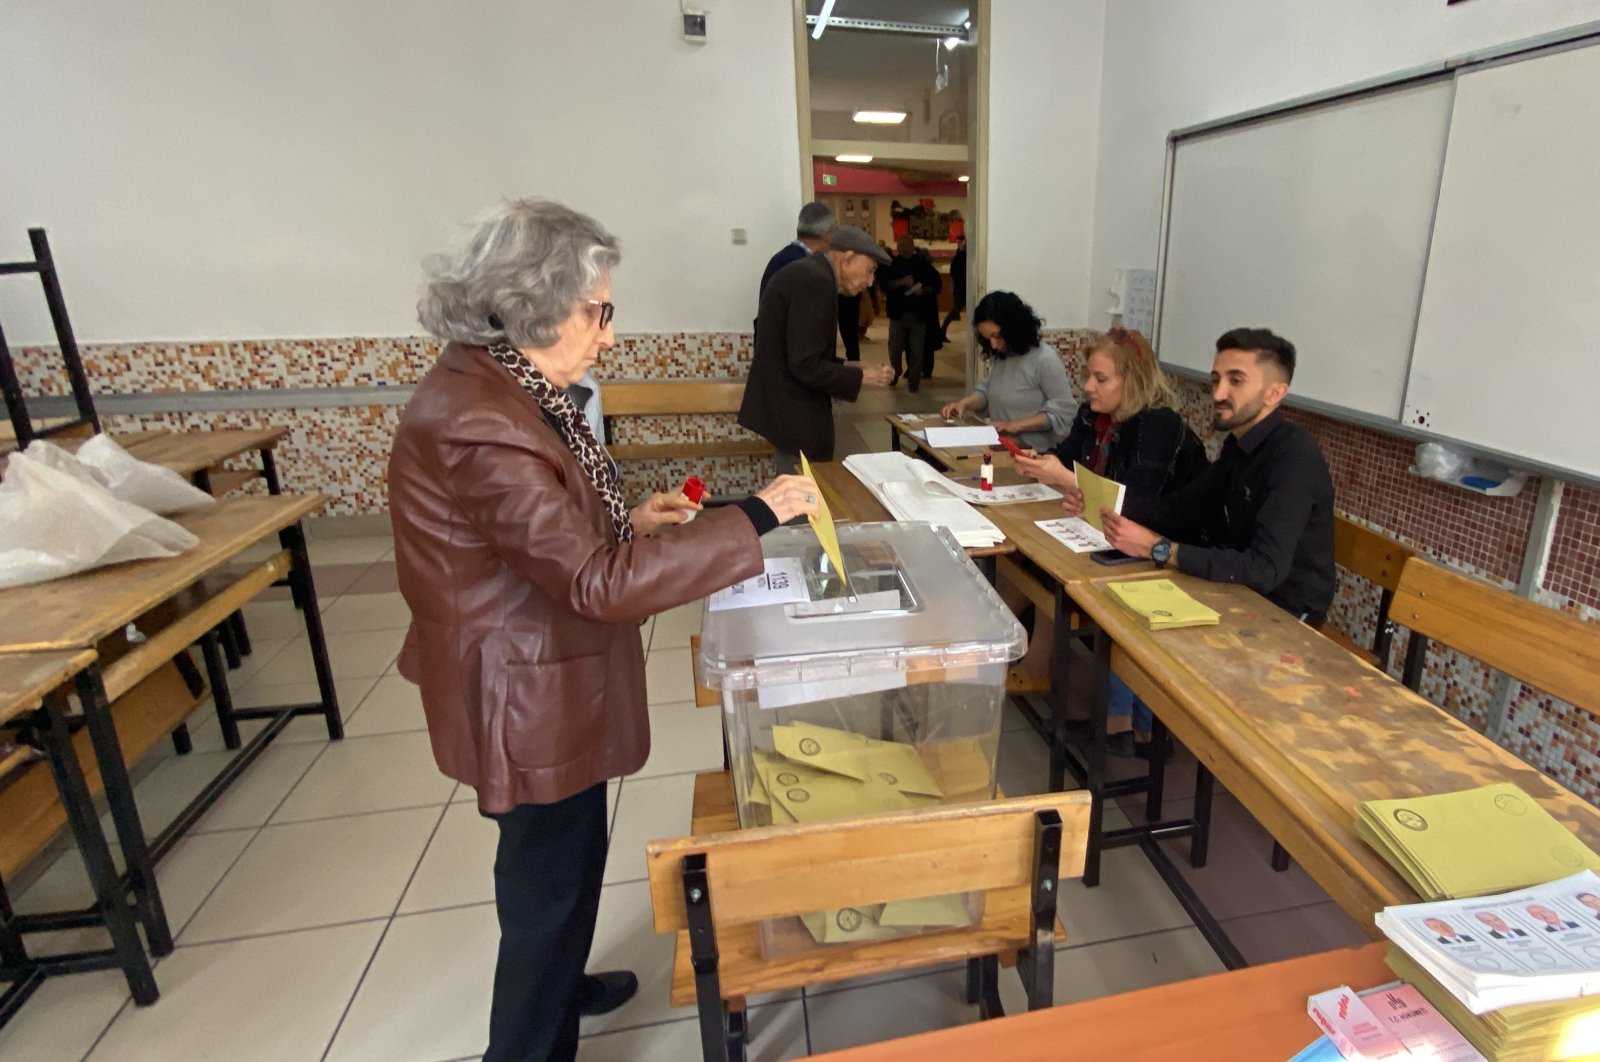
[581,299,615,330]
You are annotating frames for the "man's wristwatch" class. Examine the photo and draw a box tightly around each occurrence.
[1150,538,1173,568]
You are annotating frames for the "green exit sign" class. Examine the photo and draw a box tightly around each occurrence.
[821,173,838,186]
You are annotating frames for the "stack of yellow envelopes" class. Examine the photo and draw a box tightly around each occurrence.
[1356,783,1600,900]
[756,722,972,944]
[1105,578,1220,630]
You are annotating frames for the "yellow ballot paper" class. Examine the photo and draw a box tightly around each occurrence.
[799,451,850,591]
[1072,462,1127,533]
[1356,783,1600,899]
[1105,578,1220,630]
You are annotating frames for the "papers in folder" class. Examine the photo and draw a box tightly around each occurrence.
[842,452,1006,549]
[1356,783,1600,901]
[1105,578,1219,630]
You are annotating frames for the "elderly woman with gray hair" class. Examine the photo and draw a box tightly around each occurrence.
[388,199,818,1062]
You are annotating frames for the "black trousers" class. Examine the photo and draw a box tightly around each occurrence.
[484,783,609,1062]
[838,294,862,361]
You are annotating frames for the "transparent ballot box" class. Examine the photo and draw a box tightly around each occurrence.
[698,522,1025,956]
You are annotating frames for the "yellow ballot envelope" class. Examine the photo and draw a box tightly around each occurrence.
[1105,578,1220,630]
[1356,782,1600,899]
[799,452,850,591]
[1073,462,1127,533]
[772,723,870,781]
[877,894,972,929]
[861,738,945,798]
[800,905,902,944]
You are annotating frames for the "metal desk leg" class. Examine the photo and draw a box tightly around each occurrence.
[74,669,173,956]
[281,521,343,740]
[1190,764,1215,869]
[199,630,242,750]
[1046,586,1073,794]
[39,690,158,1004]
[1083,627,1112,888]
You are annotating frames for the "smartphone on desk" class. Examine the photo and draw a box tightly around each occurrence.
[1090,549,1142,566]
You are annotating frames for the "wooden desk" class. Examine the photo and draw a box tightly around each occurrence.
[124,426,289,497]
[810,942,1390,1061]
[0,649,159,1011]
[0,493,344,960]
[810,460,1021,562]
[885,413,1022,474]
[1074,572,1600,930]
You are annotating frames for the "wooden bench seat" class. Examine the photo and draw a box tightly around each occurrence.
[599,379,771,463]
[648,770,1089,1059]
[0,661,202,880]
[1393,558,1600,717]
[1323,515,1418,669]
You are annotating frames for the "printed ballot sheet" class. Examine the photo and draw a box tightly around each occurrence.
[1035,517,1113,553]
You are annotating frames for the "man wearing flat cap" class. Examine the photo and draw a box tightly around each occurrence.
[739,225,894,471]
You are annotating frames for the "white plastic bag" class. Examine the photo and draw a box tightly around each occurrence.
[0,451,199,589]
[1413,442,1474,484]
[74,434,215,514]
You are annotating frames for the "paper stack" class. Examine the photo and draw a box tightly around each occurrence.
[1375,870,1600,1059]
[1104,578,1220,630]
[753,721,973,945]
[1356,783,1600,901]
[842,452,1007,548]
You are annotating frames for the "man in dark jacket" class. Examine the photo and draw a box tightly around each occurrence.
[758,201,835,298]
[740,226,893,470]
[879,235,942,392]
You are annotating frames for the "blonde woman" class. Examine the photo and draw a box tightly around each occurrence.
[1011,327,1206,757]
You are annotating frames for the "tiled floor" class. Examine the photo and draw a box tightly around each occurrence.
[0,343,1364,1058]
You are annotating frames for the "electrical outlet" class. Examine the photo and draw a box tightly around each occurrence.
[731,228,748,245]
[683,11,707,42]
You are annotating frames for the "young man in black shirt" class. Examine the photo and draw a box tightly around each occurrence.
[1084,326,1336,623]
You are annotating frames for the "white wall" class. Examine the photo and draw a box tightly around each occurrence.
[983,0,1105,329]
[0,0,802,343]
[1087,0,1600,332]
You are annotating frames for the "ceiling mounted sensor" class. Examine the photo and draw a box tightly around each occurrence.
[835,154,875,164]
[853,110,908,125]
[811,0,837,40]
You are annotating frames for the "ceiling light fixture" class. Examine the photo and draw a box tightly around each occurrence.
[811,0,836,40]
[835,154,874,164]
[943,36,960,51]
[958,175,970,183]
[853,110,908,125]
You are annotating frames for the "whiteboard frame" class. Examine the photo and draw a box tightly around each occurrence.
[1151,19,1600,491]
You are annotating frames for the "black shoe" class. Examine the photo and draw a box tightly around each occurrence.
[908,379,921,393]
[890,370,902,387]
[1060,719,1093,744]
[578,970,638,1017]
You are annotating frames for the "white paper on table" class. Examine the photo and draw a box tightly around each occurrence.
[929,478,1062,507]
[1034,517,1113,554]
[841,453,1006,548]
[708,558,810,611]
[922,425,1001,449]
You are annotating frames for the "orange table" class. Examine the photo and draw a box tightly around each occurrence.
[810,943,1391,1061]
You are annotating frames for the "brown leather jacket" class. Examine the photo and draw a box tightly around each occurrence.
[388,344,764,812]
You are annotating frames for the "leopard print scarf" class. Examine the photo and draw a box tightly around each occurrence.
[487,343,634,544]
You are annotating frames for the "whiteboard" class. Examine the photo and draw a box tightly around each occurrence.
[1158,80,1454,419]
[1403,43,1600,481]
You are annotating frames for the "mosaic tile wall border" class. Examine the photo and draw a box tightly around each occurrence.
[14,329,1599,797]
